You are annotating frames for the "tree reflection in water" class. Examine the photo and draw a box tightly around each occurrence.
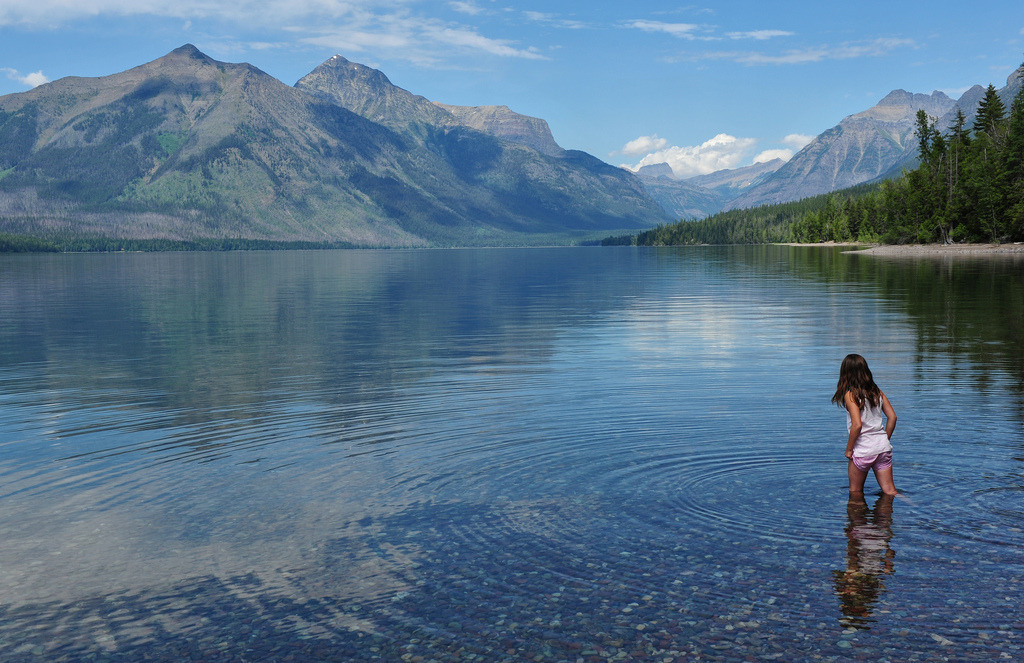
[833,493,896,629]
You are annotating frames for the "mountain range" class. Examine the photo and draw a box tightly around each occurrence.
[2,46,1022,246]
[0,45,668,247]
[637,64,1024,218]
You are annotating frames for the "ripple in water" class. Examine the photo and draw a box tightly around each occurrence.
[2,248,1024,661]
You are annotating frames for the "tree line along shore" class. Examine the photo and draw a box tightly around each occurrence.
[612,80,1024,249]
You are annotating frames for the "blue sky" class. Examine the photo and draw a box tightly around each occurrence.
[2,1,1022,178]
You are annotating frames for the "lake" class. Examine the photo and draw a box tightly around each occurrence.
[1,246,1022,661]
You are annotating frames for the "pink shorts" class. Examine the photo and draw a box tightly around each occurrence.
[852,451,893,472]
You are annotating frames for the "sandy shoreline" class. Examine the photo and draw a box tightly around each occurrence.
[779,242,1024,257]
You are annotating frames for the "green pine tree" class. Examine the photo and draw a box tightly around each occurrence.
[973,84,1007,144]
[1004,82,1024,238]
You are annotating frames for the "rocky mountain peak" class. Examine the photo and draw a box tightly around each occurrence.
[432,102,563,156]
[876,89,912,105]
[296,54,563,155]
[867,89,955,120]
[295,55,455,129]
[168,43,212,62]
[138,43,225,78]
[877,89,950,106]
[636,163,676,179]
[954,85,986,115]
[304,54,395,93]
[1008,63,1024,89]
[723,89,956,211]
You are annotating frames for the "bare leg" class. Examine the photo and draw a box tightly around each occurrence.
[848,460,868,495]
[873,466,898,496]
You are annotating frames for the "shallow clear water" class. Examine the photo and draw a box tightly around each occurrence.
[0,246,1021,661]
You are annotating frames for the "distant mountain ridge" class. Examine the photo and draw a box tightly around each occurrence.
[638,63,1024,218]
[0,45,668,247]
[687,158,785,193]
[634,159,784,219]
[4,46,1022,243]
[724,89,957,210]
[634,164,724,220]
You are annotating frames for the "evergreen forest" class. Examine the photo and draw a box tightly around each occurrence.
[623,82,1024,247]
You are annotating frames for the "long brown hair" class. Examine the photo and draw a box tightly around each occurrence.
[832,353,882,409]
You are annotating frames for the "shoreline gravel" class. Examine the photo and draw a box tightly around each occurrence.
[778,242,1024,257]
[847,243,1024,257]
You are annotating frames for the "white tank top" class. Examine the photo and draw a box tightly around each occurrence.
[846,397,892,457]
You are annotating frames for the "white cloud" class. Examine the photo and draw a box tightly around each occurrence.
[422,25,546,59]
[523,11,586,29]
[782,133,814,149]
[286,7,549,64]
[688,37,915,65]
[1,0,412,26]
[449,1,483,16]
[616,134,668,157]
[300,29,412,56]
[245,41,284,50]
[523,11,551,22]
[2,66,49,87]
[20,70,49,86]
[753,148,792,163]
[624,133,758,178]
[0,1,547,65]
[626,20,792,42]
[625,19,701,39]
[726,30,793,40]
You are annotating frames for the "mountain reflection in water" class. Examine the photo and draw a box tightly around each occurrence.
[0,246,1021,661]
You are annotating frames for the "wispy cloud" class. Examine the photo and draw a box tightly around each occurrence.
[626,19,795,42]
[275,5,550,65]
[687,37,915,65]
[1,0,204,25]
[0,1,548,65]
[2,66,49,87]
[726,30,793,40]
[625,19,702,39]
[1,0,440,26]
[243,41,286,51]
[523,11,552,22]
[449,1,483,16]
[297,23,413,56]
[623,133,759,178]
[423,25,546,59]
[523,11,587,30]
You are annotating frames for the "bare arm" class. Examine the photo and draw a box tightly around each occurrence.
[881,392,897,440]
[843,391,861,459]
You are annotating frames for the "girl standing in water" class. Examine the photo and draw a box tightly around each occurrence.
[832,354,898,496]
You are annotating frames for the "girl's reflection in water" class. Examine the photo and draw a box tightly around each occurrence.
[833,493,895,629]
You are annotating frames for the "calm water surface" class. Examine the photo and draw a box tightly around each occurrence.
[0,246,1022,661]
